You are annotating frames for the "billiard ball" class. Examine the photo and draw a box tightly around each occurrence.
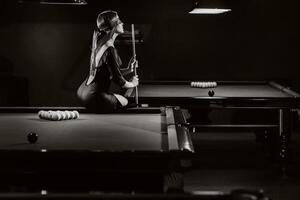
[27,132,38,144]
[208,90,215,97]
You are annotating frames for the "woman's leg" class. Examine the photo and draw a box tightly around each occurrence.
[113,94,128,107]
[77,78,97,107]
[94,92,127,112]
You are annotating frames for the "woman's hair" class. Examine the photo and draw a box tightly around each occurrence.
[94,10,122,48]
[96,10,122,32]
[90,10,122,69]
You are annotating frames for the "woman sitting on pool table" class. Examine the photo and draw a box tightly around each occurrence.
[77,10,139,112]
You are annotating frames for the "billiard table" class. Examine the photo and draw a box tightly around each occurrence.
[0,106,194,193]
[0,189,269,200]
[126,81,300,171]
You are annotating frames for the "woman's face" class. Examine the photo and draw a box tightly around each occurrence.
[115,22,124,34]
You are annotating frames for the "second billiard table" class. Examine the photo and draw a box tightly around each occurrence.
[0,106,193,193]
[126,81,300,172]
[125,81,300,107]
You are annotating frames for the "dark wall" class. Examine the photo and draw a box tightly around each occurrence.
[0,0,299,106]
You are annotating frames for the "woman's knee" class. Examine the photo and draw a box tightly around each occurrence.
[77,81,95,105]
[113,94,128,107]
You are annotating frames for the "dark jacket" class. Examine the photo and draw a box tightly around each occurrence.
[77,46,127,109]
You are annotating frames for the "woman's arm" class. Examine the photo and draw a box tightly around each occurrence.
[120,68,133,76]
[107,47,138,88]
[119,57,137,76]
[106,48,127,86]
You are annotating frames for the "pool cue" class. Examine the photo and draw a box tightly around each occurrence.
[131,24,139,106]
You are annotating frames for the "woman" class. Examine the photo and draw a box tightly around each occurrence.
[77,10,139,112]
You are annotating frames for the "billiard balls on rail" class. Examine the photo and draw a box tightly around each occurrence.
[27,132,38,144]
[208,90,215,97]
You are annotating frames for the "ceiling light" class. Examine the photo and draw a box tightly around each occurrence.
[40,0,87,5]
[19,0,87,5]
[189,1,231,14]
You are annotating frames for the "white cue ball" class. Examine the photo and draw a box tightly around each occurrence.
[72,111,77,119]
[51,111,59,121]
[65,111,71,120]
[73,110,79,119]
[48,111,54,120]
[70,111,76,119]
[58,112,63,121]
[39,111,44,119]
[38,110,43,119]
[64,111,69,120]
[46,111,51,120]
[56,111,63,120]
[60,111,67,120]
[43,111,48,119]
[43,111,49,119]
[42,111,46,120]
